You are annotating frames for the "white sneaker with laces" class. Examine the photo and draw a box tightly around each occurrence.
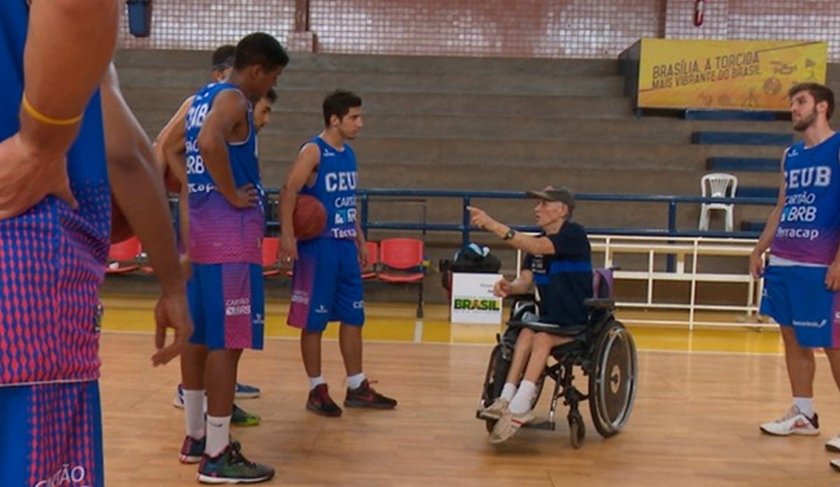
[826,434,840,452]
[478,398,508,420]
[830,458,840,472]
[489,408,535,444]
[759,405,819,436]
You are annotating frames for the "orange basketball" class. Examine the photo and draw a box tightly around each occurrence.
[163,165,183,193]
[111,196,134,244]
[293,194,327,241]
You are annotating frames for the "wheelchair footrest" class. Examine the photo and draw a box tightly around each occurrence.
[526,419,556,431]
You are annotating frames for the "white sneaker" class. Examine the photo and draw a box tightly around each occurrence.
[489,408,535,444]
[478,398,508,420]
[759,406,819,436]
[826,434,840,452]
[831,459,840,472]
[173,384,184,408]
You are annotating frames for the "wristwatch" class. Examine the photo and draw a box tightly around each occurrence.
[502,228,517,240]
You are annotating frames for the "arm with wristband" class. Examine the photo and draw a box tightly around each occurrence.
[0,0,119,219]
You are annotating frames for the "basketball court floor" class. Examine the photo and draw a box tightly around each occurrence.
[100,294,840,486]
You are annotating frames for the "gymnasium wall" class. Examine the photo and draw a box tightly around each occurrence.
[121,0,840,61]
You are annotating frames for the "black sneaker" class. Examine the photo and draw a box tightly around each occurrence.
[179,435,205,464]
[306,383,343,417]
[197,442,274,484]
[344,379,397,409]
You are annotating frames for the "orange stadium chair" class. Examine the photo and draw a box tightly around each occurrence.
[262,237,282,277]
[106,236,141,274]
[362,240,379,280]
[378,238,425,318]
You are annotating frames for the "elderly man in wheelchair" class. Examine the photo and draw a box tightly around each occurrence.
[468,187,636,447]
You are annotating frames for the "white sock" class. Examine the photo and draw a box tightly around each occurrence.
[508,380,537,414]
[500,383,517,402]
[346,372,366,390]
[308,375,326,390]
[205,415,231,458]
[183,389,206,440]
[794,397,815,418]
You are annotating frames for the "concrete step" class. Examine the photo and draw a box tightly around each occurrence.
[115,49,621,76]
[706,157,780,173]
[251,136,787,167]
[736,186,778,198]
[692,131,794,146]
[122,87,636,120]
[133,109,795,145]
[116,66,625,97]
[683,109,780,121]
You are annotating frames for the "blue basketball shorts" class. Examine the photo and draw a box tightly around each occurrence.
[287,238,365,332]
[188,262,265,350]
[760,265,840,348]
[0,381,104,487]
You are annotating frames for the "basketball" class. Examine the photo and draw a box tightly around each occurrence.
[293,194,327,241]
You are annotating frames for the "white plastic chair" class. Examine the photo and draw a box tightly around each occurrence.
[699,173,738,231]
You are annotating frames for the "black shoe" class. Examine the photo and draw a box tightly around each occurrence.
[306,383,343,417]
[344,379,397,409]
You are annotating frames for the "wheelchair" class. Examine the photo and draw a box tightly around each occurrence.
[477,268,637,448]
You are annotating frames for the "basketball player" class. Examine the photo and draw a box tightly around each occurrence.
[177,33,287,483]
[280,90,397,417]
[750,83,840,471]
[156,48,273,424]
[0,1,190,486]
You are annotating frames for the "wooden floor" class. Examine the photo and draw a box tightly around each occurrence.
[101,330,840,486]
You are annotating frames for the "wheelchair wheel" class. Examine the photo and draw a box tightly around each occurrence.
[482,344,511,406]
[588,321,637,438]
[481,343,511,434]
[569,412,585,449]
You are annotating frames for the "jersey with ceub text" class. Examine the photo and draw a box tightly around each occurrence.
[0,0,109,385]
[770,133,840,265]
[300,136,358,240]
[186,82,263,264]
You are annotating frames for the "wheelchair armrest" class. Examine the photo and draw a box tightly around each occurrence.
[584,297,615,310]
[505,293,536,303]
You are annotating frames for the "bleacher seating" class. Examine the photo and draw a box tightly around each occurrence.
[691,131,794,146]
[706,157,779,173]
[684,109,778,121]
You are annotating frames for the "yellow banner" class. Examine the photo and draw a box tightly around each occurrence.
[637,39,827,110]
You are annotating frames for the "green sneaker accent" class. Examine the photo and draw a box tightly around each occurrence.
[197,442,274,484]
[231,403,260,427]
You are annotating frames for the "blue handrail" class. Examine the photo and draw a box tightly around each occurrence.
[261,188,776,247]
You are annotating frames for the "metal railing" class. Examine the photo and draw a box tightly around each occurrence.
[259,188,777,244]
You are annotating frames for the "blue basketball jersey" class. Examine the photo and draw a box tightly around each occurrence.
[771,133,840,264]
[185,82,264,264]
[299,136,358,240]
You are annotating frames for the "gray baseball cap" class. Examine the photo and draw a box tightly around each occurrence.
[526,187,575,210]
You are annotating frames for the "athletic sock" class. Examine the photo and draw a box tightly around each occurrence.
[346,372,366,390]
[205,415,231,458]
[308,375,326,390]
[183,389,206,440]
[509,380,537,414]
[794,397,815,418]
[500,383,517,402]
